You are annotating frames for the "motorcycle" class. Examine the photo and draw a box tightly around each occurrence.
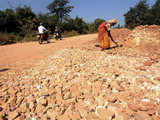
[37,30,50,44]
[53,32,62,40]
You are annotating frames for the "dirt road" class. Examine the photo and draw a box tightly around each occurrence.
[0,34,99,71]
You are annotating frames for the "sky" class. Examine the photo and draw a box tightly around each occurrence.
[0,0,157,25]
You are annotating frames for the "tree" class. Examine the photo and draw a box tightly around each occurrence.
[63,16,89,34]
[73,17,88,34]
[151,0,160,25]
[94,18,105,31]
[47,0,74,22]
[16,6,37,35]
[63,18,74,31]
[124,7,137,29]
[86,18,105,33]
[0,9,19,33]
[38,13,59,33]
[87,23,96,33]
[124,0,150,29]
[0,10,6,32]
[116,24,121,28]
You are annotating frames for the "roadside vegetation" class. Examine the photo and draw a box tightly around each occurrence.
[0,0,160,45]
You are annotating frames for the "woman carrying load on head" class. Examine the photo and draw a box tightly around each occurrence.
[98,19,119,51]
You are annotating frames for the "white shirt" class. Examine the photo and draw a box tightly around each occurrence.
[38,25,47,34]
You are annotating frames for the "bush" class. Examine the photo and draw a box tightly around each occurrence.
[62,30,79,37]
[21,33,37,42]
[0,32,37,45]
[0,33,23,45]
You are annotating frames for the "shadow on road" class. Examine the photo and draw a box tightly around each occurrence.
[39,41,55,45]
[0,68,10,72]
[95,45,100,47]
[107,45,119,50]
[94,44,123,50]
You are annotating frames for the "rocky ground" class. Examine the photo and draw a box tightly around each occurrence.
[0,26,160,120]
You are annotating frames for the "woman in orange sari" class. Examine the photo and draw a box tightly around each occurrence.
[98,19,118,51]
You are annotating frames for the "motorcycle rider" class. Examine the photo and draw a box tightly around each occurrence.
[38,23,48,36]
[54,26,62,40]
[38,23,49,43]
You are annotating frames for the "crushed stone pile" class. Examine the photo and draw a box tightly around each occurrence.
[0,47,160,120]
[125,25,160,53]
[111,28,131,42]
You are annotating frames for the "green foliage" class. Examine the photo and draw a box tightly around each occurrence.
[22,33,37,42]
[0,33,22,45]
[124,0,150,29]
[73,17,88,34]
[16,6,38,36]
[87,23,96,33]
[94,18,105,30]
[62,30,79,37]
[151,0,160,25]
[37,13,58,33]
[124,7,137,29]
[115,24,124,28]
[0,5,39,45]
[47,0,74,22]
[0,9,19,33]
[124,0,160,29]
[63,16,89,34]
[86,18,105,33]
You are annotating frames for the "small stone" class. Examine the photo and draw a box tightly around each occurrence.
[150,54,158,61]
[29,102,36,112]
[47,109,57,119]
[116,112,129,120]
[85,113,99,120]
[39,97,48,106]
[35,104,45,114]
[16,96,24,107]
[134,111,152,120]
[144,61,152,66]
[152,115,160,120]
[107,94,117,103]
[8,110,20,120]
[147,108,156,115]
[70,112,81,120]
[154,77,160,81]
[56,93,63,105]
[95,95,106,106]
[138,66,146,71]
[97,108,115,120]
[128,103,139,112]
[8,87,17,95]
[8,97,17,111]
[19,114,26,120]
[141,98,150,102]
[138,102,155,112]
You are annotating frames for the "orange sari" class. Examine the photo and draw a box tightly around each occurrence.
[98,22,110,49]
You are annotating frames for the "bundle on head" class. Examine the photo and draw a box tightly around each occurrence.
[108,19,117,26]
